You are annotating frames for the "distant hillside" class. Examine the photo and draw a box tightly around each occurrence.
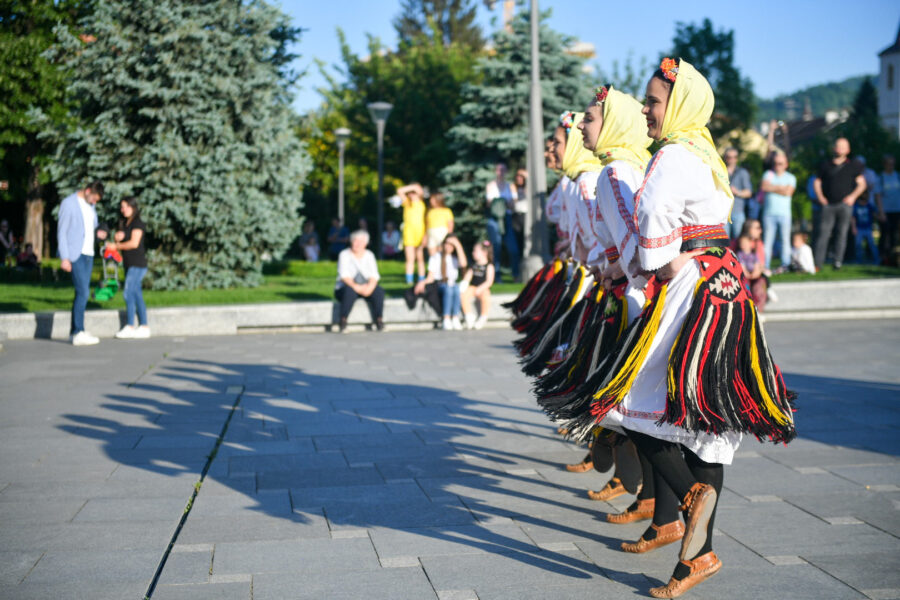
[756,75,876,122]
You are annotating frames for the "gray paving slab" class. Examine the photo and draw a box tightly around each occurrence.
[0,321,898,599]
[252,567,438,600]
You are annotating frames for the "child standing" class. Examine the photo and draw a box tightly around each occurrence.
[789,231,816,274]
[852,195,879,264]
[415,234,467,330]
[460,241,495,330]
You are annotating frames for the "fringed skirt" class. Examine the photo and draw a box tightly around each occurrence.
[503,260,560,318]
[513,265,590,358]
[587,248,796,464]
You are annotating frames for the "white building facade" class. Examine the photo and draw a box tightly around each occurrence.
[879,25,900,139]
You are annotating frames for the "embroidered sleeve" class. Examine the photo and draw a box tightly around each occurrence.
[633,150,686,270]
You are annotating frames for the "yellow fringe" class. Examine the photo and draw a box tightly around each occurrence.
[616,297,628,339]
[593,282,668,404]
[569,267,589,308]
[749,306,790,425]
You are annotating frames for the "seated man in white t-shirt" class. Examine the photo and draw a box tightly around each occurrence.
[334,230,385,332]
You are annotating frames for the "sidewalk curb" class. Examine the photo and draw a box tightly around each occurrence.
[1,278,899,341]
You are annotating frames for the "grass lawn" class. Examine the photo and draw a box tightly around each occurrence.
[0,259,526,314]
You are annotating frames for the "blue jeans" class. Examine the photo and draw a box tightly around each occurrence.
[728,200,746,239]
[124,266,148,326]
[747,198,762,221]
[440,283,461,318]
[855,228,878,264]
[486,218,502,277]
[763,214,792,269]
[70,254,93,334]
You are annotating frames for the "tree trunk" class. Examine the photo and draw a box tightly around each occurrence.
[24,160,45,258]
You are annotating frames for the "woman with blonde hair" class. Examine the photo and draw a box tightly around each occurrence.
[396,183,427,285]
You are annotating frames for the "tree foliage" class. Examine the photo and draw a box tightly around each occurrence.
[440,9,591,240]
[756,75,874,123]
[598,51,651,99]
[37,0,311,289]
[0,0,87,256]
[394,0,484,51]
[669,19,756,137]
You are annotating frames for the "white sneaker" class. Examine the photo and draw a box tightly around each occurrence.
[451,316,463,330]
[766,288,778,303]
[133,326,151,339]
[474,316,487,330]
[115,325,136,339]
[464,313,476,329]
[71,331,99,346]
[442,318,452,330]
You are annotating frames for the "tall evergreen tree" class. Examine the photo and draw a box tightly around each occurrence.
[37,0,311,289]
[0,1,87,257]
[394,0,484,50]
[669,19,756,138]
[440,9,591,239]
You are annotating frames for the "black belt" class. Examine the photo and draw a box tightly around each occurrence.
[680,237,730,252]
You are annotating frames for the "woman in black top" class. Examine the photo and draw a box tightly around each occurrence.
[106,197,151,339]
[460,240,495,329]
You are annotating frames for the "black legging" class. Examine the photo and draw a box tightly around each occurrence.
[627,429,723,558]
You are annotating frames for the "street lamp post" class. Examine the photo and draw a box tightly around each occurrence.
[523,0,548,277]
[367,101,393,258]
[334,127,351,225]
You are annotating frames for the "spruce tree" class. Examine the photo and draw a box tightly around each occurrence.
[37,0,310,289]
[440,10,590,240]
[394,0,484,50]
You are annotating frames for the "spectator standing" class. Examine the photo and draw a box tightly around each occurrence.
[760,151,796,270]
[107,197,150,339]
[397,182,427,284]
[57,181,107,346]
[876,154,900,265]
[424,192,454,256]
[326,218,350,260]
[852,195,879,264]
[334,230,385,333]
[723,148,752,239]
[813,138,866,269]
[299,221,320,262]
[0,219,15,266]
[806,174,819,242]
[485,162,518,281]
[382,221,401,259]
[511,168,528,263]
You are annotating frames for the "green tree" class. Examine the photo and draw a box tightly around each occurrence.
[440,9,591,240]
[0,0,87,257]
[598,51,651,98]
[394,0,484,50]
[37,0,311,289]
[670,19,756,137]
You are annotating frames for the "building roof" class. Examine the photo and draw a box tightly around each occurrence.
[880,22,900,57]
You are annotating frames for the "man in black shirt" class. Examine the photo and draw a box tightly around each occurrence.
[813,138,867,269]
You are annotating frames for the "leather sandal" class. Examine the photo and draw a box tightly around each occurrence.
[607,498,654,524]
[679,483,717,561]
[588,477,627,500]
[621,520,684,553]
[565,457,593,473]
[649,551,722,598]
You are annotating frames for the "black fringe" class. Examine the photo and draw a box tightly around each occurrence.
[661,289,796,444]
[513,267,587,357]
[510,264,568,333]
[519,284,596,377]
[503,261,554,316]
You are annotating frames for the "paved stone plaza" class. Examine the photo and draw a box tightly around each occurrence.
[0,320,898,599]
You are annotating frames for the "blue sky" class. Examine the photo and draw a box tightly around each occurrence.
[283,0,900,114]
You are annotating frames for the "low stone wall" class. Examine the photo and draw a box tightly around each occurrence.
[2,278,899,340]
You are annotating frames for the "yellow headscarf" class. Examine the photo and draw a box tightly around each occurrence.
[658,59,733,199]
[562,112,604,180]
[592,87,653,172]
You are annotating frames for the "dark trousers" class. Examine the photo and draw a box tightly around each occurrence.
[814,203,852,267]
[880,212,900,264]
[70,253,93,334]
[335,285,385,321]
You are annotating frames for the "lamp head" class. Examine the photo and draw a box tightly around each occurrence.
[367,101,393,123]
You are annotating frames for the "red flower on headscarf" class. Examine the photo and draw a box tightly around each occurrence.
[660,58,678,82]
[594,86,609,103]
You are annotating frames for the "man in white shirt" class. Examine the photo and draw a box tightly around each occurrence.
[334,230,384,333]
[57,181,107,345]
